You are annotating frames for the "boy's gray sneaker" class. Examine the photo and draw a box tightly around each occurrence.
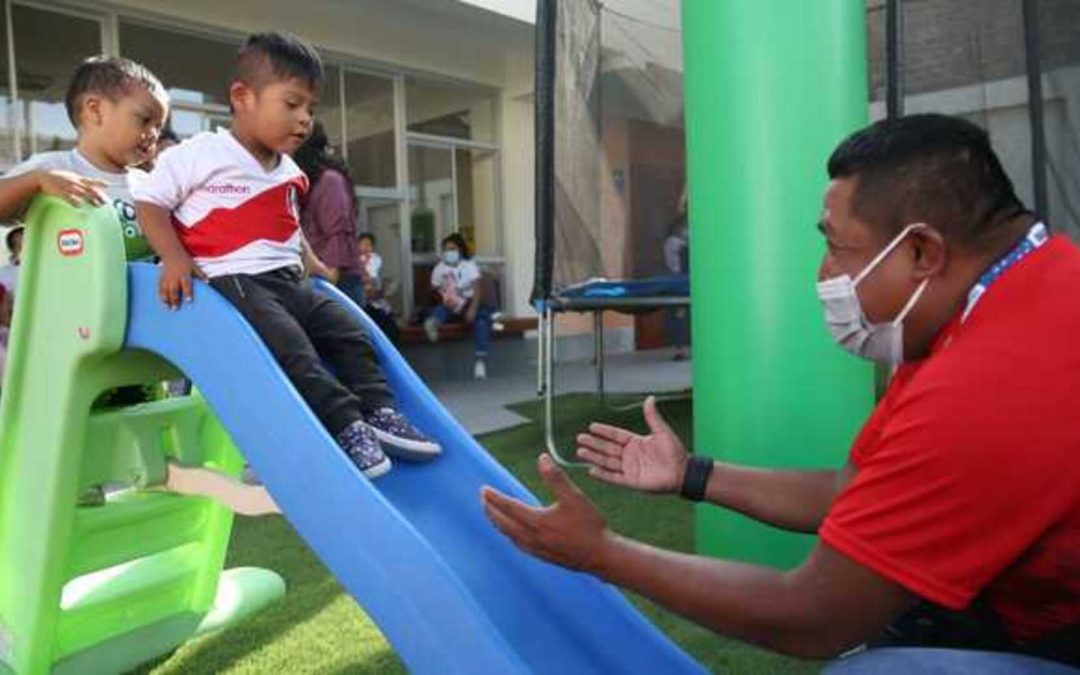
[336,419,392,478]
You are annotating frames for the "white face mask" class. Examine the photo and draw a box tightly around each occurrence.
[816,223,930,365]
[442,249,460,266]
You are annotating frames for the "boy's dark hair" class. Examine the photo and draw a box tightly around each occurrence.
[828,113,1027,250]
[442,232,472,259]
[236,32,323,90]
[159,126,179,144]
[65,56,166,127]
[358,232,376,247]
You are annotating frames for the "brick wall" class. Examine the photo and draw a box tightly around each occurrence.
[866,0,1080,101]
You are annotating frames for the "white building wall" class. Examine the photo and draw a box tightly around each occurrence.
[498,46,536,316]
[105,0,530,86]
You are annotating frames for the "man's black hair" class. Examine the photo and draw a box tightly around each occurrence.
[358,232,376,246]
[65,56,166,127]
[828,113,1027,249]
[236,32,323,89]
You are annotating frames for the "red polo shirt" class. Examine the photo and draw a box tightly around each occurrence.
[821,234,1080,643]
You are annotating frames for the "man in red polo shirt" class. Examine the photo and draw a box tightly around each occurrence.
[482,114,1080,672]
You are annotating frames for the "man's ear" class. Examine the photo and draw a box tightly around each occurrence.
[909,224,947,279]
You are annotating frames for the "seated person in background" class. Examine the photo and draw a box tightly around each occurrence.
[0,226,23,297]
[134,32,439,477]
[424,232,495,380]
[357,232,399,345]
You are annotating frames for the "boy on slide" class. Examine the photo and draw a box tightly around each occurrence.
[134,32,440,478]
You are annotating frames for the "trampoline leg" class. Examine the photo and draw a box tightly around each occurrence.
[594,310,606,403]
[537,309,546,397]
[544,306,583,467]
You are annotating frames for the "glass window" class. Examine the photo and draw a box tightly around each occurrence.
[119,21,237,109]
[455,147,499,256]
[406,77,495,143]
[318,65,345,155]
[11,6,102,160]
[407,144,453,254]
[343,71,395,188]
[0,6,14,169]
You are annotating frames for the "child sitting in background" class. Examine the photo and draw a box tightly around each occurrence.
[134,32,439,477]
[357,232,399,344]
[0,226,23,297]
[424,233,495,380]
[0,57,169,260]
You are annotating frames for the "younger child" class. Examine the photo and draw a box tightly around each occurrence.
[134,32,439,478]
[0,226,23,297]
[0,57,169,260]
[425,233,494,380]
[357,232,399,344]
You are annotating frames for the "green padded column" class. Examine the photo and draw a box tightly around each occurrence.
[682,0,873,568]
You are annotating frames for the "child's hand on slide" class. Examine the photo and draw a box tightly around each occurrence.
[159,254,207,309]
[36,169,108,208]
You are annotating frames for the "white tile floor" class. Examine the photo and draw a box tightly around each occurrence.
[406,340,692,435]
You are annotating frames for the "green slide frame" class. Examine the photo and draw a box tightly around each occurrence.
[0,198,282,675]
[682,0,874,568]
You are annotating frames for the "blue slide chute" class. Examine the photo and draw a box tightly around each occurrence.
[124,262,704,674]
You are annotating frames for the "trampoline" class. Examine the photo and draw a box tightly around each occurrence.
[532,0,689,464]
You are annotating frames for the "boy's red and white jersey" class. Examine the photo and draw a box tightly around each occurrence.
[133,128,308,278]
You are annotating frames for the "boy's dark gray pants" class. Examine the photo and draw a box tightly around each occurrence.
[210,266,394,436]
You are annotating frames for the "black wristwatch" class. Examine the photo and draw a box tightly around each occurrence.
[679,455,714,502]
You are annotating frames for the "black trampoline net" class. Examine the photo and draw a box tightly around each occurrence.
[544,0,686,298]
[866,0,1080,239]
[536,1,1080,300]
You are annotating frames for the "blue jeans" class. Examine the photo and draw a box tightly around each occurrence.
[664,307,689,348]
[824,648,1079,674]
[431,303,493,357]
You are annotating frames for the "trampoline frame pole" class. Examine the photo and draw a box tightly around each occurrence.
[536,307,546,397]
[542,305,586,468]
[593,311,606,402]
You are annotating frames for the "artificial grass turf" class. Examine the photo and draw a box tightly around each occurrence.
[132,393,819,674]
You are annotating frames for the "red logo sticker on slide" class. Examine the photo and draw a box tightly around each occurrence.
[57,229,84,257]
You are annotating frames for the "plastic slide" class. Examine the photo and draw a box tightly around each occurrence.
[123,262,706,674]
